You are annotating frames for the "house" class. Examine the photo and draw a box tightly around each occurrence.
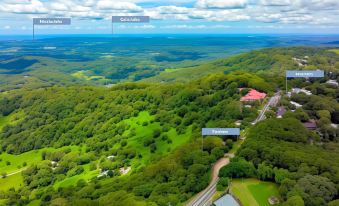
[290,101,302,108]
[235,120,242,126]
[240,89,266,102]
[213,194,240,206]
[107,155,115,160]
[292,57,309,67]
[119,167,131,175]
[291,88,312,96]
[276,106,286,118]
[304,120,317,130]
[97,170,109,178]
[326,80,338,87]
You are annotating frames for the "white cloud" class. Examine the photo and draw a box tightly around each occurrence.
[0,0,48,14]
[49,2,68,11]
[260,0,291,6]
[0,0,339,31]
[196,0,248,9]
[96,1,142,12]
[156,6,189,14]
[300,0,339,10]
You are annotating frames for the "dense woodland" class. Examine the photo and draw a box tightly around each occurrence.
[0,72,265,205]
[219,66,339,206]
[0,47,338,205]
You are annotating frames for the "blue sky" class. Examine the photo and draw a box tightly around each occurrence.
[0,0,339,35]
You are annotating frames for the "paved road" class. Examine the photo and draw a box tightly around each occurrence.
[187,156,232,206]
[187,93,281,206]
[252,92,281,125]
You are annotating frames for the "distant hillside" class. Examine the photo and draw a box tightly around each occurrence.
[143,47,339,83]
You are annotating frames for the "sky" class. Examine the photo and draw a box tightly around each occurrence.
[0,0,339,35]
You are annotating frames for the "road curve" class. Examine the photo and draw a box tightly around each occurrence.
[187,156,230,206]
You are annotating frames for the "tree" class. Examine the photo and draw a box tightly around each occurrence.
[150,143,157,153]
[216,177,229,191]
[153,129,161,138]
[279,179,296,199]
[211,147,224,160]
[219,158,256,178]
[283,196,304,206]
[294,175,337,205]
[1,172,7,178]
[328,200,339,206]
[203,137,223,153]
[274,168,290,184]
[257,163,274,181]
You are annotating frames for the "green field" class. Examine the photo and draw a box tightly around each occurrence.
[53,164,99,189]
[329,49,339,55]
[231,178,280,206]
[0,172,24,191]
[0,110,24,131]
[0,146,80,174]
[0,146,81,191]
[120,111,192,167]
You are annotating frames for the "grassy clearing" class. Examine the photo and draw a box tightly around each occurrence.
[0,110,24,131]
[0,146,80,174]
[0,172,24,191]
[329,49,339,55]
[121,111,192,168]
[53,164,99,189]
[71,70,107,81]
[26,200,41,206]
[230,178,280,206]
[0,146,81,192]
[0,115,11,131]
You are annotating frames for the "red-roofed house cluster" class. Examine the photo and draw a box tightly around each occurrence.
[240,89,266,102]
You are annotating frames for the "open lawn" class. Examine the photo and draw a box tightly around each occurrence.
[26,200,41,206]
[71,70,108,83]
[230,178,280,206]
[0,110,24,131]
[329,49,339,55]
[0,146,82,192]
[0,146,80,175]
[53,164,99,189]
[0,172,24,191]
[120,111,192,168]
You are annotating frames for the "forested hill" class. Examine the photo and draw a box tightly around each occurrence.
[144,47,339,83]
[0,72,272,155]
[0,71,271,205]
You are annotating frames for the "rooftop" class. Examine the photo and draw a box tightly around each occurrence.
[304,121,317,130]
[214,194,240,206]
[240,89,266,102]
[277,106,286,118]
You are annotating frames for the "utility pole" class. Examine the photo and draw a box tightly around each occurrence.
[285,76,288,95]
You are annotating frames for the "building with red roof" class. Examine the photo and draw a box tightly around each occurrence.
[240,89,266,102]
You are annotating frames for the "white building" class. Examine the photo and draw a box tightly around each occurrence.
[290,101,302,108]
[326,80,338,87]
[292,88,312,96]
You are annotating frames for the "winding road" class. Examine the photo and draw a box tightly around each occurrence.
[187,92,281,206]
[187,154,234,206]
